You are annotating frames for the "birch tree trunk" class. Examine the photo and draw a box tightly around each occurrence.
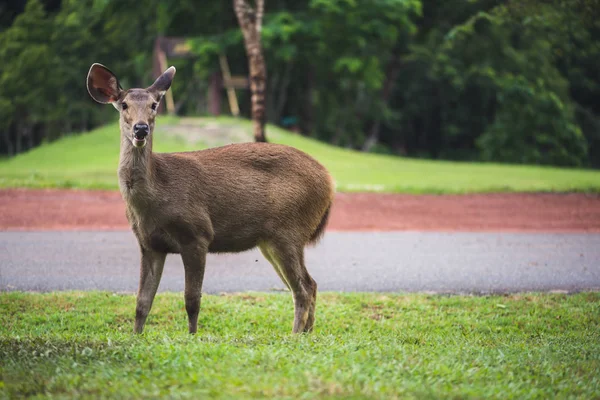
[234,0,267,142]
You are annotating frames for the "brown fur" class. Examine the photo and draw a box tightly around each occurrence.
[309,204,331,245]
[86,64,334,334]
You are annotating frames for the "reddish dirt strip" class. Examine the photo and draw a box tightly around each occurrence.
[0,189,599,232]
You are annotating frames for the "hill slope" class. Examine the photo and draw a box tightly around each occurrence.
[0,117,599,193]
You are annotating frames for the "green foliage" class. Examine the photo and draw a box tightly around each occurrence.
[2,0,600,168]
[421,10,589,166]
[188,0,421,147]
[1,291,599,398]
[0,0,54,147]
[1,117,599,193]
[0,0,167,155]
[478,78,588,166]
[393,0,599,166]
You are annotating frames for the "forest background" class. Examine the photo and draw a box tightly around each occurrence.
[1,0,599,168]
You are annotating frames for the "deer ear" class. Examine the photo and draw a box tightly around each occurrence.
[87,63,122,104]
[148,66,176,98]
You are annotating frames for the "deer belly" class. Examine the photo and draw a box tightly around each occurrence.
[208,234,258,253]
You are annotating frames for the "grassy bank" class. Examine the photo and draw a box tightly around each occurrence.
[1,291,598,398]
[0,117,599,193]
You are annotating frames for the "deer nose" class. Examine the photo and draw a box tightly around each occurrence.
[133,123,149,139]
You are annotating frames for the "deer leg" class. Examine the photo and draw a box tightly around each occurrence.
[135,249,167,334]
[305,278,318,332]
[259,243,291,291]
[269,242,317,333]
[180,244,207,334]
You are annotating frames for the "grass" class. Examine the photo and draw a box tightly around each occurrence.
[0,117,191,191]
[1,291,599,398]
[0,117,598,193]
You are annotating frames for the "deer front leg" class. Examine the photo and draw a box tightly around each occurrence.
[134,249,167,334]
[180,244,207,334]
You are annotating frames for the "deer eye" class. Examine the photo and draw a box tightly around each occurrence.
[151,103,158,111]
[121,102,128,110]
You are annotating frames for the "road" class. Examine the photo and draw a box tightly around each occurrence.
[1,231,599,293]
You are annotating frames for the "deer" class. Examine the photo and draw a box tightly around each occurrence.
[86,63,334,334]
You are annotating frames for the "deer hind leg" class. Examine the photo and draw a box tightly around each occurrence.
[135,249,167,334]
[267,241,317,333]
[180,243,208,334]
[259,243,291,291]
[305,277,318,332]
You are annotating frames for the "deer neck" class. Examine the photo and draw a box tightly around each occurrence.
[118,133,154,199]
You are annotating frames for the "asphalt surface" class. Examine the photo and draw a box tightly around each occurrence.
[1,231,599,294]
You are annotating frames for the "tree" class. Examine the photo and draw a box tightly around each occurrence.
[391,2,590,166]
[3,0,599,168]
[502,0,600,166]
[234,0,268,142]
[0,0,54,154]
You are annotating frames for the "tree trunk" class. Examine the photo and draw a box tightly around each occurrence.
[267,62,292,125]
[362,120,382,152]
[362,46,403,152]
[209,71,222,116]
[1,127,14,156]
[15,123,23,155]
[274,61,292,124]
[234,0,267,142]
[26,124,34,150]
[301,65,315,136]
[266,68,280,123]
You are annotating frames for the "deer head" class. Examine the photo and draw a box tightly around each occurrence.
[86,63,176,149]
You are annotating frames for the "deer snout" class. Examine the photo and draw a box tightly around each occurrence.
[133,123,149,140]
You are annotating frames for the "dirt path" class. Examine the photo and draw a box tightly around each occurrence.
[1,189,599,232]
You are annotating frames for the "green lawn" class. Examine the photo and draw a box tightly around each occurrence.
[0,117,599,193]
[1,291,598,398]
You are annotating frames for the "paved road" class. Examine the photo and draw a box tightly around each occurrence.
[1,231,599,293]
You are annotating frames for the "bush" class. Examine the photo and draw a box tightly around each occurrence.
[478,80,589,167]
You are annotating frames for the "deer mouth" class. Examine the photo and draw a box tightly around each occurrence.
[132,136,147,148]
